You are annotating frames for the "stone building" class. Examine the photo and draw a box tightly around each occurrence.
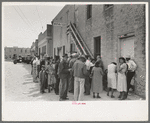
[5,46,31,60]
[52,4,146,98]
[38,24,53,59]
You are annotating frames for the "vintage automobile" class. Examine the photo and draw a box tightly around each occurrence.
[17,56,23,63]
[13,54,17,64]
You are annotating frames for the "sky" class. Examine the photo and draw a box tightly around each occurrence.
[2,2,66,48]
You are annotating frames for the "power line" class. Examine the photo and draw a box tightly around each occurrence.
[12,6,38,36]
[17,6,33,28]
[13,6,31,28]
[17,6,40,35]
[36,6,43,31]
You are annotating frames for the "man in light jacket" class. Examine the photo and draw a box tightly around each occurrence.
[125,55,137,98]
[72,55,88,101]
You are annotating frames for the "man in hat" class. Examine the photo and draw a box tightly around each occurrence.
[54,55,60,95]
[68,53,79,93]
[58,54,71,101]
[39,65,47,94]
[125,55,137,98]
[85,55,93,95]
[72,55,88,101]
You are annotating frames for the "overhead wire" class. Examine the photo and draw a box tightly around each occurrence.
[12,6,39,36]
[36,6,43,31]
[17,6,40,35]
[17,6,33,28]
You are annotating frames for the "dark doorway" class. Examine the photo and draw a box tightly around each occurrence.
[63,46,65,55]
[39,48,41,58]
[94,36,101,59]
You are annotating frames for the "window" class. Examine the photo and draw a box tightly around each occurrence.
[60,17,63,39]
[25,50,27,53]
[21,49,22,53]
[10,55,11,58]
[63,46,65,55]
[66,11,69,24]
[9,49,11,52]
[39,48,41,57]
[87,5,92,20]
[54,48,56,56]
[42,46,46,55]
[70,43,75,53]
[94,36,101,58]
[104,4,113,10]
[67,34,69,42]
[14,49,16,51]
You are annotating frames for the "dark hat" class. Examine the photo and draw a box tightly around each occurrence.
[62,54,68,58]
[119,57,126,63]
[79,55,86,60]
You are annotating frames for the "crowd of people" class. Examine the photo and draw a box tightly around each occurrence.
[30,52,137,101]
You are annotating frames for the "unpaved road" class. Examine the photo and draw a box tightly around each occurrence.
[4,61,141,102]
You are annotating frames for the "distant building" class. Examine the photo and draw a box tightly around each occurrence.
[5,46,31,60]
[30,39,38,57]
[52,4,146,98]
[38,24,53,59]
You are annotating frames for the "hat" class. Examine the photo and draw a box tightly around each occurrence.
[62,54,68,58]
[79,55,86,60]
[119,57,126,62]
[72,53,79,58]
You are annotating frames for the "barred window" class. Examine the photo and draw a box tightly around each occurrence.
[87,5,92,20]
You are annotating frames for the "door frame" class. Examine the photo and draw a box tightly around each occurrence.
[117,32,135,69]
[94,36,101,59]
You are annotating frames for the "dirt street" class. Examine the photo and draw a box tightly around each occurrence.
[4,61,141,102]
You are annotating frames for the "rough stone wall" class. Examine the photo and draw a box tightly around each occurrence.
[52,4,146,97]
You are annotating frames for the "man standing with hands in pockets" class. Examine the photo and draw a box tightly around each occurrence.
[72,55,88,101]
[58,54,71,101]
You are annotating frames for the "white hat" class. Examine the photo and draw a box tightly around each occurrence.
[72,53,79,58]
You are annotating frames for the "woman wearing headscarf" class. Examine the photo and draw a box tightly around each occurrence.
[91,61,104,98]
[117,57,128,100]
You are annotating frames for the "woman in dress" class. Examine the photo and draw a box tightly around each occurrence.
[46,59,56,93]
[91,61,104,98]
[107,62,117,98]
[117,57,128,100]
[32,56,38,83]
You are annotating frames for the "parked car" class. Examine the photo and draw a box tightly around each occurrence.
[17,56,22,63]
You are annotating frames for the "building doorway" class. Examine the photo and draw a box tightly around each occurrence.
[120,36,135,58]
[120,36,135,86]
[94,36,101,59]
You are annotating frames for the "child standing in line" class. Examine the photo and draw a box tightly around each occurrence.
[39,65,47,94]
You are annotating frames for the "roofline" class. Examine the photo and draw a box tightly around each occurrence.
[52,5,68,23]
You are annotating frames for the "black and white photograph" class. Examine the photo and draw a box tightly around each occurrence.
[2,2,148,121]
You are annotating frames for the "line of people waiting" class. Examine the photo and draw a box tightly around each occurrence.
[30,53,137,101]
